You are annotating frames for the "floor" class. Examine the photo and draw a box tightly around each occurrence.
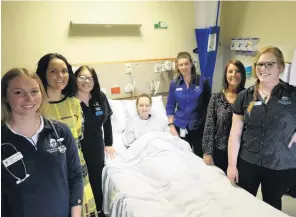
[257,187,296,216]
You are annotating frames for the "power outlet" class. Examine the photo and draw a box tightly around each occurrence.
[124,83,134,93]
[125,63,132,74]
[161,64,166,72]
[154,64,161,73]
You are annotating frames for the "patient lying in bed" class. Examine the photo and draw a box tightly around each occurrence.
[123,93,168,147]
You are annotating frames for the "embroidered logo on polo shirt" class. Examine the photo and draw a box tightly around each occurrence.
[278,96,291,105]
[58,145,66,153]
[47,138,66,154]
[194,86,201,91]
[49,138,58,148]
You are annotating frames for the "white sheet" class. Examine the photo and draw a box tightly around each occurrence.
[103,132,289,217]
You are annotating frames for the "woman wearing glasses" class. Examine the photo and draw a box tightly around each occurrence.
[75,65,115,216]
[36,54,98,217]
[227,46,296,210]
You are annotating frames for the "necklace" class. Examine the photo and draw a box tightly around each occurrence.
[259,88,269,102]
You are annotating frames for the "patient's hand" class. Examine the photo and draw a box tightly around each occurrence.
[105,146,116,159]
[203,154,214,165]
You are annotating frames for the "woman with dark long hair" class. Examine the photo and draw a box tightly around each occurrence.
[36,53,98,217]
[75,65,114,216]
[202,60,246,173]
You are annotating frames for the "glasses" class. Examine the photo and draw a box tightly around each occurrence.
[78,75,94,82]
[255,62,277,69]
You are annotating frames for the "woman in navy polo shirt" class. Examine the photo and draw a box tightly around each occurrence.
[166,52,211,157]
[1,68,83,217]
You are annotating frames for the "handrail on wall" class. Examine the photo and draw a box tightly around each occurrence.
[72,57,176,66]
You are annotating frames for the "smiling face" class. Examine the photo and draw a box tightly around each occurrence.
[255,52,283,84]
[46,58,69,91]
[6,75,42,118]
[76,69,94,94]
[226,63,242,89]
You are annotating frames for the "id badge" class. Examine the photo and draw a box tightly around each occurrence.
[254,101,262,106]
[95,110,104,116]
[2,152,23,167]
[180,128,186,137]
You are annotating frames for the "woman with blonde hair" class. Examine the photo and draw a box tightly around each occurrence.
[227,46,296,210]
[1,68,83,217]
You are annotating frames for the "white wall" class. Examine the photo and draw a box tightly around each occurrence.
[1,1,196,73]
[220,1,296,87]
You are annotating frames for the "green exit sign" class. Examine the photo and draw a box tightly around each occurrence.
[154,21,168,29]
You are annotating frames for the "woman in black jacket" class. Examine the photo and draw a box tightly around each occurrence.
[75,65,115,216]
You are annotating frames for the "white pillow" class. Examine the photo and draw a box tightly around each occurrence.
[122,99,137,123]
[108,99,126,133]
[151,96,168,121]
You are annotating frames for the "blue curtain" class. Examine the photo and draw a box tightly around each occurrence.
[195,26,220,88]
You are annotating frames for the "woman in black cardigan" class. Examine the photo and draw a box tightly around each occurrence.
[75,65,115,216]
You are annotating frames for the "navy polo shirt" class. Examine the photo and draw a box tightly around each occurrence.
[166,75,211,130]
[1,118,83,217]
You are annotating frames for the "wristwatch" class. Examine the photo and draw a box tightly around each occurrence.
[168,123,174,127]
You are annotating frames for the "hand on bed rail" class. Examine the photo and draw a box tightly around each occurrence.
[105,146,116,159]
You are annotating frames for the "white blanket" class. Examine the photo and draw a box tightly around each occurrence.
[102,132,289,217]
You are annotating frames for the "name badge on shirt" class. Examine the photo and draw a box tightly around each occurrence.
[254,101,262,106]
[278,96,291,105]
[94,103,104,116]
[95,110,104,116]
[180,128,187,138]
[176,88,182,91]
[2,152,23,167]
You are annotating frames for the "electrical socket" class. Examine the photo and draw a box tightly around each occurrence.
[125,83,134,93]
[154,64,162,73]
[161,64,166,72]
[125,63,132,74]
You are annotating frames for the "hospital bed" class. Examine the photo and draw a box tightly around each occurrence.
[103,96,290,217]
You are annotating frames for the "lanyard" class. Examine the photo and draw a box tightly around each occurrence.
[1,143,30,184]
